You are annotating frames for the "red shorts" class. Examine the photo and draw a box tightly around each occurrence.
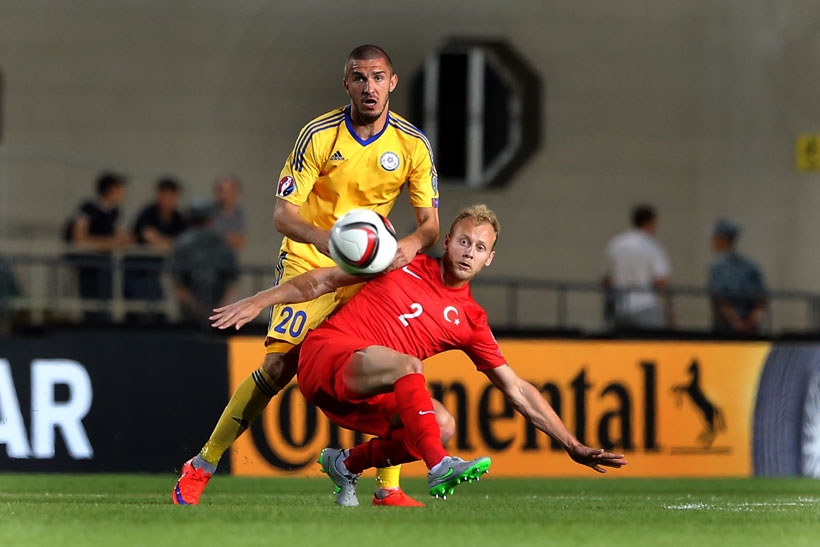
[298,327,397,438]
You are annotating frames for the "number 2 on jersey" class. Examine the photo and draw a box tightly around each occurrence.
[398,303,423,327]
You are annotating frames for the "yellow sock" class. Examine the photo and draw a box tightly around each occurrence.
[375,465,402,490]
[199,367,280,466]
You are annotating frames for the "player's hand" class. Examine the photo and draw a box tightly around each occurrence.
[566,443,627,473]
[314,231,332,258]
[210,295,265,330]
[389,238,422,270]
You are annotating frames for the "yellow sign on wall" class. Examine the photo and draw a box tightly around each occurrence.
[227,338,770,478]
[796,134,820,171]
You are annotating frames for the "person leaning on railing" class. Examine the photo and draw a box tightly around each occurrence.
[62,171,132,322]
[708,218,768,334]
[602,204,674,330]
[123,176,187,323]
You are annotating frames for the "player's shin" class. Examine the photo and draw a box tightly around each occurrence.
[198,367,281,468]
[375,465,402,490]
[393,373,448,469]
[346,435,416,473]
[343,435,425,506]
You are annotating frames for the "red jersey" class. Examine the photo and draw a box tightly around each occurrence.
[316,254,507,371]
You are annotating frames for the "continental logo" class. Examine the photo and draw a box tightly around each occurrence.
[227,338,771,478]
[429,364,660,454]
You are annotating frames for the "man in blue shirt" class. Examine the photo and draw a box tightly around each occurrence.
[708,219,767,334]
[124,177,187,322]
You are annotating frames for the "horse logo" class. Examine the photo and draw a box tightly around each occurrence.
[671,360,726,447]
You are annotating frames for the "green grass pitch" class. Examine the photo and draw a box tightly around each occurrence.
[1,474,819,546]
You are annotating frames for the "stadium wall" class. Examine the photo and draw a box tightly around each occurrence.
[3,1,820,333]
[2,330,818,478]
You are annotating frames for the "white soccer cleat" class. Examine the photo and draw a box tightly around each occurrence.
[427,455,492,498]
[318,448,360,507]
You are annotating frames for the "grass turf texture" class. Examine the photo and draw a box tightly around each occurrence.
[1,475,819,546]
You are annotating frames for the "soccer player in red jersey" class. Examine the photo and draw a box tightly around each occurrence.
[211,204,627,503]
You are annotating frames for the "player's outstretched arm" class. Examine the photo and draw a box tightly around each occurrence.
[391,206,439,270]
[210,266,355,330]
[483,364,628,473]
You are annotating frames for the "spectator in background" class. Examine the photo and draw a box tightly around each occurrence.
[132,177,187,249]
[708,218,768,334]
[210,173,246,251]
[602,204,673,330]
[123,177,187,322]
[172,199,238,327]
[64,171,131,321]
[0,258,19,300]
[0,257,21,332]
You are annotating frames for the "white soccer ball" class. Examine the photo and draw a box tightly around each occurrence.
[329,209,398,276]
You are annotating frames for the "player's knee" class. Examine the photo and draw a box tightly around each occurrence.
[432,399,455,443]
[262,352,298,388]
[398,356,424,376]
[437,410,456,444]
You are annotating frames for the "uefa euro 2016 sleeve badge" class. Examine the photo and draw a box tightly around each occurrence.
[379,151,400,172]
[277,176,296,197]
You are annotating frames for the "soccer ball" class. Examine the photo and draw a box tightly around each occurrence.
[329,209,398,276]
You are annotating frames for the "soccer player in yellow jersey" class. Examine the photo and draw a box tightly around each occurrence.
[173,45,440,507]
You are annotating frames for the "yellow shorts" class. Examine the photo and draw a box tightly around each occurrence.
[265,252,363,354]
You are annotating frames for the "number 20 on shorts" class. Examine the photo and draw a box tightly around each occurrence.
[272,306,308,338]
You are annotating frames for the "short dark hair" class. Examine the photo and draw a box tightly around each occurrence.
[631,204,656,228]
[95,171,126,197]
[156,177,181,193]
[345,44,393,75]
[186,198,214,227]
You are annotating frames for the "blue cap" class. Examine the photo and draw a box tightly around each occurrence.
[713,218,740,240]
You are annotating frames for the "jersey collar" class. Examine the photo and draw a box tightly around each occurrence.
[344,104,391,146]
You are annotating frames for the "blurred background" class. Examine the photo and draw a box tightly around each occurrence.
[2,0,819,335]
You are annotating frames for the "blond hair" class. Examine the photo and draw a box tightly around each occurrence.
[448,204,500,249]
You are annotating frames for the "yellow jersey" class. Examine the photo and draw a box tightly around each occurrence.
[275,105,439,268]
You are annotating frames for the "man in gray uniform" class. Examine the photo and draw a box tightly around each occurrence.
[708,218,768,334]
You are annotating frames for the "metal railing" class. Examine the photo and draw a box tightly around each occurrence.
[2,251,820,336]
[467,276,820,335]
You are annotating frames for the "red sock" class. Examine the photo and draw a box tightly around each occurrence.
[393,373,448,469]
[344,431,418,474]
